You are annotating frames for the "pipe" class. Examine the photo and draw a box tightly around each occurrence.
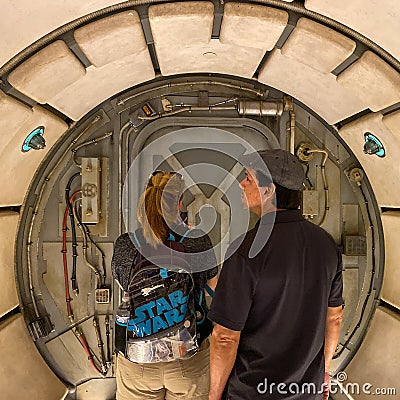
[306,149,329,226]
[118,121,134,232]
[137,105,237,120]
[74,327,103,375]
[237,100,283,117]
[65,173,81,295]
[62,190,81,322]
[289,110,296,154]
[72,198,103,288]
[105,314,111,363]
[72,131,113,166]
[118,81,265,106]
[93,315,107,374]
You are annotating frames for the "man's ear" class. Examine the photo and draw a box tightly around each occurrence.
[263,183,276,200]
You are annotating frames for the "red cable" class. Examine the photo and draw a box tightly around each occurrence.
[62,190,81,321]
[62,190,103,375]
[75,330,103,375]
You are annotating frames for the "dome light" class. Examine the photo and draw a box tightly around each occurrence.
[22,126,46,152]
[363,132,385,158]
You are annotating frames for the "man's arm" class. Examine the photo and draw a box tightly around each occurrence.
[324,305,343,371]
[209,324,241,400]
[324,305,343,400]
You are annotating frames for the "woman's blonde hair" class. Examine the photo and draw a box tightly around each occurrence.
[137,171,184,248]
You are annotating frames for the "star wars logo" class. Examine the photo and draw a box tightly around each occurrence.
[127,290,188,337]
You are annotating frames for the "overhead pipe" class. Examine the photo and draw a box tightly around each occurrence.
[237,100,284,117]
[284,96,296,154]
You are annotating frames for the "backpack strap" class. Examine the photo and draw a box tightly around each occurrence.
[178,228,190,243]
[132,228,191,279]
[161,228,190,278]
[204,284,215,298]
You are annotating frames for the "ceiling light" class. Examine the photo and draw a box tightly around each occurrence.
[22,126,46,152]
[363,132,385,158]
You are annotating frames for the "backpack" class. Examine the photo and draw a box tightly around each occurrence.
[118,229,200,363]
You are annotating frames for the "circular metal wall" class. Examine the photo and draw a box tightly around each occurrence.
[15,75,384,398]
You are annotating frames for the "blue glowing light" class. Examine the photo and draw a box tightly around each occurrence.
[22,126,46,153]
[363,132,385,158]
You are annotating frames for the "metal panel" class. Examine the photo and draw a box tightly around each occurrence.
[343,307,400,398]
[339,113,400,207]
[74,11,148,67]
[381,212,400,308]
[0,211,19,317]
[281,18,356,73]
[49,51,155,121]
[337,51,400,112]
[149,2,265,77]
[382,109,400,136]
[149,2,214,46]
[0,315,67,400]
[8,41,86,104]
[258,50,367,124]
[0,91,32,150]
[0,0,125,66]
[0,106,68,206]
[220,3,288,50]
[305,0,400,62]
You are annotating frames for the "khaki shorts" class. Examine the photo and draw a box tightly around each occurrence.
[116,337,210,400]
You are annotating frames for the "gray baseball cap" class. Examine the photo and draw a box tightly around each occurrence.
[239,149,305,190]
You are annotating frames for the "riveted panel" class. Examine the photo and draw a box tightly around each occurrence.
[220,3,288,50]
[305,0,400,62]
[7,41,86,104]
[0,91,32,150]
[339,113,400,207]
[74,11,147,67]
[0,106,68,206]
[281,18,356,73]
[50,51,155,120]
[343,307,400,397]
[0,211,19,318]
[0,315,67,400]
[381,212,400,308]
[258,50,367,124]
[337,51,400,112]
[0,0,132,66]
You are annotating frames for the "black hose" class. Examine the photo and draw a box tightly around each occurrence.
[105,314,111,363]
[65,172,81,295]
[84,225,107,286]
[305,164,313,189]
[73,198,106,286]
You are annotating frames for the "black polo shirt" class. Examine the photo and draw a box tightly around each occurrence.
[208,210,343,400]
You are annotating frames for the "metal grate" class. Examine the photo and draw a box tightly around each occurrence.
[344,235,367,256]
[95,288,110,304]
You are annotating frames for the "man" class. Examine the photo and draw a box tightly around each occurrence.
[208,149,343,400]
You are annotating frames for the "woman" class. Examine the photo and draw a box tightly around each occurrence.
[112,171,218,400]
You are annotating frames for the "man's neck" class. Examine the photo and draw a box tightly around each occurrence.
[256,202,277,217]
